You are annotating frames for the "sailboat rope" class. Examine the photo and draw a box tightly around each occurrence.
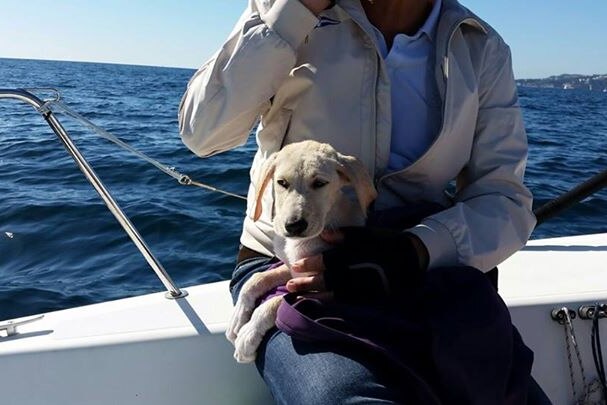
[562,307,589,403]
[561,307,605,404]
[31,92,606,217]
[590,305,607,400]
[39,98,247,202]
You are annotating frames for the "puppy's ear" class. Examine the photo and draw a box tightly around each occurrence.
[336,153,377,215]
[253,152,278,221]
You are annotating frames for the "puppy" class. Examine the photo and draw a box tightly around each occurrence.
[226,140,377,363]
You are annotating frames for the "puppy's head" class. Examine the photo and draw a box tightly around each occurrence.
[253,140,376,239]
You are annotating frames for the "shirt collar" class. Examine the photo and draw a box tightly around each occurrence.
[415,0,442,42]
[376,0,443,46]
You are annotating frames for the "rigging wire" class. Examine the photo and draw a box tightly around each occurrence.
[591,304,607,399]
[42,99,248,202]
[36,93,607,213]
[36,94,607,216]
[562,308,591,404]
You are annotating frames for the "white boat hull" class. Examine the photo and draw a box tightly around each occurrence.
[0,282,273,404]
[2,232,607,404]
[501,232,607,404]
[2,331,270,404]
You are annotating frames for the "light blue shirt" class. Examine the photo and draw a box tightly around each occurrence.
[370,0,443,172]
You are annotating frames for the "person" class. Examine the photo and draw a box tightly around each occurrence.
[179,0,550,403]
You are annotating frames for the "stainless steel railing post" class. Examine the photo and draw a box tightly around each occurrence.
[0,88,187,299]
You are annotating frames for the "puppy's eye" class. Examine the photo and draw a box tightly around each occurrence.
[312,179,328,189]
[276,179,290,189]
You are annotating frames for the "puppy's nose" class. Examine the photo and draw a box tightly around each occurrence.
[285,218,308,236]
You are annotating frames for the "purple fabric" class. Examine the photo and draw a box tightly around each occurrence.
[275,266,533,405]
[257,285,289,306]
[276,292,442,404]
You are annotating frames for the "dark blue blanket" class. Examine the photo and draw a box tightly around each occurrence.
[276,266,533,405]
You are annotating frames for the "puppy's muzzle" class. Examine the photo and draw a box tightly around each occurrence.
[284,218,308,237]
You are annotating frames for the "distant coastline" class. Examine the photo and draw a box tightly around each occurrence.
[517,74,607,92]
[2,57,606,92]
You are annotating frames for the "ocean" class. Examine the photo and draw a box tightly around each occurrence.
[0,58,606,320]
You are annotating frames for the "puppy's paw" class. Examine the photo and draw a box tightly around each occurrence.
[232,296,282,363]
[226,299,253,345]
[233,320,263,364]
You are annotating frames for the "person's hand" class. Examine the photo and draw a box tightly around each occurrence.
[287,251,328,292]
[285,229,349,293]
[288,227,429,303]
[299,0,334,16]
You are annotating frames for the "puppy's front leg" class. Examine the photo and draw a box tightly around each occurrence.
[226,264,291,344]
[234,295,282,363]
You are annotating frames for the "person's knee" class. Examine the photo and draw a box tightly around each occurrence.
[256,330,402,405]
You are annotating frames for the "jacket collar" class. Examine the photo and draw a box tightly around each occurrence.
[332,0,487,55]
[435,0,487,56]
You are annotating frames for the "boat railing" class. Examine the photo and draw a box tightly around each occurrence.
[0,88,187,299]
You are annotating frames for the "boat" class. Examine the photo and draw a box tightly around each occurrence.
[1,89,606,404]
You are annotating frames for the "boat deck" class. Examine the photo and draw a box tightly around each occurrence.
[1,232,607,404]
[501,232,607,305]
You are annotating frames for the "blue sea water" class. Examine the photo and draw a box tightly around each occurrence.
[0,58,606,321]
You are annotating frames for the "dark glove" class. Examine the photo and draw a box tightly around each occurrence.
[322,227,428,303]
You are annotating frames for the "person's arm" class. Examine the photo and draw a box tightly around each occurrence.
[408,36,536,272]
[178,0,329,157]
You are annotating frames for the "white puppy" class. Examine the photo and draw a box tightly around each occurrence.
[226,140,377,363]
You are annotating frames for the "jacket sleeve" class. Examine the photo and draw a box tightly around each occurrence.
[410,37,536,272]
[178,0,319,157]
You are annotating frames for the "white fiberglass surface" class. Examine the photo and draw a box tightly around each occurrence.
[500,233,607,306]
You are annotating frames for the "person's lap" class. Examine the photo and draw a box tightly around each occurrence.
[229,254,552,405]
[230,255,406,403]
[256,328,407,405]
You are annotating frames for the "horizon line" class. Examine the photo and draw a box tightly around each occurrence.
[0,56,197,72]
[1,56,605,81]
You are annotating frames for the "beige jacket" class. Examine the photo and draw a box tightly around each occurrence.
[178,0,536,272]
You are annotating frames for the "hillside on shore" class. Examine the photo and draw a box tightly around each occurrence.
[516,74,607,91]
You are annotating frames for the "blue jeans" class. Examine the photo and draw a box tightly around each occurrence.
[257,328,408,404]
[230,256,407,404]
[229,256,552,405]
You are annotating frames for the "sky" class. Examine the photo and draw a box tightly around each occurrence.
[1,0,606,79]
